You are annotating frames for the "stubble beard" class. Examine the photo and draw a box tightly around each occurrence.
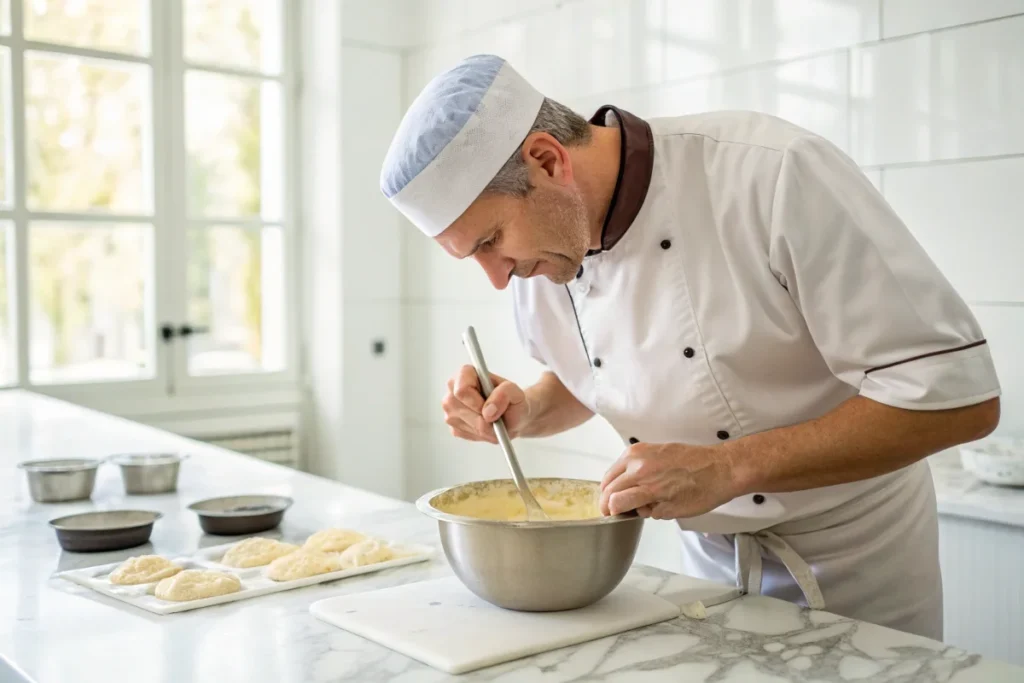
[540,188,590,285]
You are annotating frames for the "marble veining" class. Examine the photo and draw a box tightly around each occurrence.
[1,391,1021,683]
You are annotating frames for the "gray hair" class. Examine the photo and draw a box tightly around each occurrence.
[484,98,592,196]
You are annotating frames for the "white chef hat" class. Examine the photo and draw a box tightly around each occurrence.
[380,54,544,237]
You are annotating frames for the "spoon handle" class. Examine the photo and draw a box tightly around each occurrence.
[462,326,548,520]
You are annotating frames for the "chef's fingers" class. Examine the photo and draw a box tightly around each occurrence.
[635,505,653,518]
[599,468,639,515]
[607,486,656,516]
[445,413,497,443]
[481,380,525,422]
[600,457,628,490]
[648,503,676,520]
[452,365,486,412]
[449,425,486,442]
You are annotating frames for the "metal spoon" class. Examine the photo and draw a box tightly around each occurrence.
[462,326,549,521]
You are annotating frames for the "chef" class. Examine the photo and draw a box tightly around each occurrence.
[380,54,1001,639]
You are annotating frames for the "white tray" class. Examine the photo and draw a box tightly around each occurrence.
[56,540,434,615]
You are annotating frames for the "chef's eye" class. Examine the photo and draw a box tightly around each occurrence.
[481,230,502,251]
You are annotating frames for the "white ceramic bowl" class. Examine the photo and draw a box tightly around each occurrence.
[960,437,1024,487]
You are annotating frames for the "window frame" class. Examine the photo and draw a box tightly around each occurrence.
[0,0,302,408]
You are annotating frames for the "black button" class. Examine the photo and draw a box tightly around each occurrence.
[576,265,584,279]
[753,494,766,505]
[628,437,639,445]
[593,358,602,368]
[716,430,729,440]
[660,239,671,250]
[683,347,694,358]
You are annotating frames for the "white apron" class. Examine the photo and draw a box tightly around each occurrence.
[511,107,1000,639]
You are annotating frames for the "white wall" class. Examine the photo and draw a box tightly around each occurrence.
[299,0,408,498]
[396,1,1024,572]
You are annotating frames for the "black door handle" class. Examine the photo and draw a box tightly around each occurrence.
[159,324,210,342]
[179,324,210,338]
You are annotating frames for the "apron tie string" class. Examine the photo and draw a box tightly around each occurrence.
[681,530,825,619]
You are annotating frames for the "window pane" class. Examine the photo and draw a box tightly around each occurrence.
[187,226,284,376]
[0,222,13,386]
[186,72,282,220]
[0,48,10,207]
[184,0,282,73]
[25,0,148,55]
[29,223,152,384]
[0,0,10,35]
[26,52,152,213]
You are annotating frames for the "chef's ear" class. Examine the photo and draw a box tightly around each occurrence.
[521,132,573,187]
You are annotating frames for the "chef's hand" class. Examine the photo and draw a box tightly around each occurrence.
[599,442,740,519]
[442,365,531,444]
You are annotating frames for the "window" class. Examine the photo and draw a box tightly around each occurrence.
[0,0,295,399]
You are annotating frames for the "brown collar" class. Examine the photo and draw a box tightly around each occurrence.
[587,105,655,254]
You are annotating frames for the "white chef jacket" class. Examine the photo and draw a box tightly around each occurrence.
[511,107,1000,638]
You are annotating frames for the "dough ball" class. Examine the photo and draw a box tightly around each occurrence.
[109,555,183,585]
[303,528,366,554]
[220,537,298,568]
[266,550,344,582]
[339,539,393,569]
[154,570,242,602]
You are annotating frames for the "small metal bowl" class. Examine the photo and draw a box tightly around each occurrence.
[417,478,643,612]
[18,458,102,503]
[187,495,293,535]
[109,452,186,494]
[49,510,163,552]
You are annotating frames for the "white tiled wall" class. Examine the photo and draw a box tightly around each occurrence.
[381,1,1024,577]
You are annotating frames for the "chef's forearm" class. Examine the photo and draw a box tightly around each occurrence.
[519,371,594,438]
[724,395,1000,495]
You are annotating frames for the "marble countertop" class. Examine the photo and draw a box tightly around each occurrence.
[1,391,1022,683]
[929,450,1024,528]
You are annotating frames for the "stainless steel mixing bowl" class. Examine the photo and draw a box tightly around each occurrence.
[417,478,643,612]
[18,458,101,503]
[109,452,185,494]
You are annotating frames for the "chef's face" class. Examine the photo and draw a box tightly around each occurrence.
[437,137,592,289]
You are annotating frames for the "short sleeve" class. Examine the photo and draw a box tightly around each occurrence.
[769,135,1000,410]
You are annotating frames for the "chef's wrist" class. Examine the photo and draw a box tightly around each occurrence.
[719,439,759,498]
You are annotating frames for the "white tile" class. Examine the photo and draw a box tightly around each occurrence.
[489,17,529,72]
[970,306,1024,435]
[342,47,403,300]
[520,4,578,100]
[340,302,405,498]
[341,0,416,48]
[768,51,850,151]
[862,168,883,191]
[420,0,468,44]
[882,0,1024,38]
[884,157,1024,303]
[464,0,555,33]
[565,0,666,98]
[404,49,431,101]
[648,52,850,151]
[851,16,1024,166]
[664,0,878,82]
[402,301,541,426]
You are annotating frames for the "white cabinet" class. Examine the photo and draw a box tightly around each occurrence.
[938,515,1024,665]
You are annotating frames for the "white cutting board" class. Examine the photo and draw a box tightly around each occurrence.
[309,577,681,674]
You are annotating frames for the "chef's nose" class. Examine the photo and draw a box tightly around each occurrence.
[474,252,513,290]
